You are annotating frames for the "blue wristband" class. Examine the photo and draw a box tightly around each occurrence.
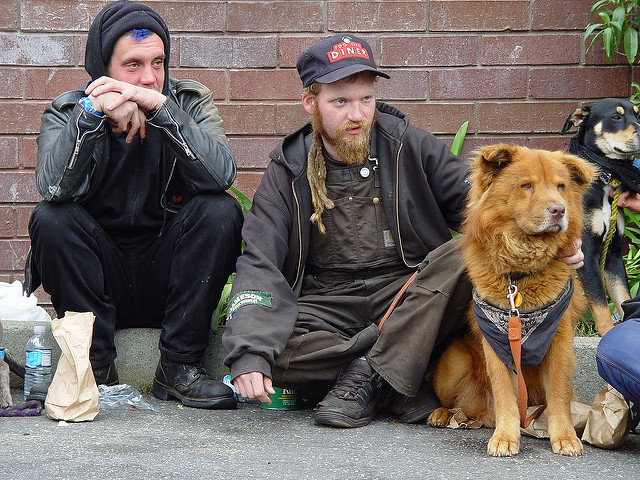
[78,96,102,116]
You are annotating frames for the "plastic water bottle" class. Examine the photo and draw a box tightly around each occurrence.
[24,325,52,400]
[0,320,5,361]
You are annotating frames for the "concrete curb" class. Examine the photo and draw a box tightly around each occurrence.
[3,319,606,402]
[5,320,228,393]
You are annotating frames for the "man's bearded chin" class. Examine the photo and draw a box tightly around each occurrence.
[311,110,375,166]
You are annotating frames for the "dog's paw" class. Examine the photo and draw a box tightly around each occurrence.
[487,430,519,456]
[427,407,452,427]
[551,434,583,457]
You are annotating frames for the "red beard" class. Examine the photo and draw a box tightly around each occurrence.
[311,109,374,166]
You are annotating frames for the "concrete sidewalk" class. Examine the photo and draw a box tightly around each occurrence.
[2,387,639,480]
[4,319,606,404]
[4,320,638,480]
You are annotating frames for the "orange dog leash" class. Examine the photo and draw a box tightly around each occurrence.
[507,282,546,428]
[378,270,419,333]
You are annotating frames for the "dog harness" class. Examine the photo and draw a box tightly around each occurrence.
[472,278,574,371]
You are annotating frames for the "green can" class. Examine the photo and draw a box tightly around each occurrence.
[260,387,300,410]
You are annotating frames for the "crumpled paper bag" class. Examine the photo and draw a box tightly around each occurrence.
[521,401,590,438]
[441,401,590,437]
[439,387,632,449]
[581,385,632,449]
[45,312,99,422]
[445,408,483,429]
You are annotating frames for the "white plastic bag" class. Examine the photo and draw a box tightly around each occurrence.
[98,384,155,411]
[0,281,50,323]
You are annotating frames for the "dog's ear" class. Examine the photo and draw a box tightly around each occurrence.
[472,144,517,190]
[561,105,591,134]
[559,152,596,188]
[476,144,516,173]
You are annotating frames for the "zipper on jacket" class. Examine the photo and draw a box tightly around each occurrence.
[393,142,419,269]
[68,114,105,170]
[292,181,303,289]
[148,107,196,160]
[159,158,179,214]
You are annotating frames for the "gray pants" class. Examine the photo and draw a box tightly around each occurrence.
[272,236,471,397]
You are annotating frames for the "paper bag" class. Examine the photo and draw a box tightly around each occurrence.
[441,402,590,436]
[446,408,483,429]
[581,385,632,449]
[45,312,99,422]
[521,401,591,438]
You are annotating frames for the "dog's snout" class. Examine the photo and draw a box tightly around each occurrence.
[548,203,565,219]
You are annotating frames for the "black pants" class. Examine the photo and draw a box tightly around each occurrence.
[28,193,243,368]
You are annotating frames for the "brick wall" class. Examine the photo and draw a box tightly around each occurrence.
[0,0,633,292]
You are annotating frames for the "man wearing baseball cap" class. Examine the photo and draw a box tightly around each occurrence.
[223,33,471,427]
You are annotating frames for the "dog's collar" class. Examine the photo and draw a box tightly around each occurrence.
[508,272,529,282]
[472,278,573,371]
[569,136,640,194]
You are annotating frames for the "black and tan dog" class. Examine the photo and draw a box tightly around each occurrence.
[561,98,640,335]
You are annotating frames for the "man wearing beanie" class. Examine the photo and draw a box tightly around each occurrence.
[222,34,471,427]
[27,0,242,409]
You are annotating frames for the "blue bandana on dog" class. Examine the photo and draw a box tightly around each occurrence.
[472,279,574,371]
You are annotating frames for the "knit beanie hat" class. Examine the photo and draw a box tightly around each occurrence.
[85,1,170,93]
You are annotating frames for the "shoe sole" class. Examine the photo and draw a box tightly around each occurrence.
[399,405,436,424]
[313,410,374,428]
[152,379,237,409]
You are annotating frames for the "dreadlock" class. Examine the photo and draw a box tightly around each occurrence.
[303,82,334,234]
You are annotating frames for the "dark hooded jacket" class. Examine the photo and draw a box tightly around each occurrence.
[35,1,235,239]
[222,102,469,380]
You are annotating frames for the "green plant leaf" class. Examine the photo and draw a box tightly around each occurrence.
[211,273,234,330]
[598,10,614,25]
[230,185,253,214]
[450,121,468,156]
[624,26,639,63]
[603,26,614,58]
[591,0,612,17]
[585,22,604,40]
[613,5,627,27]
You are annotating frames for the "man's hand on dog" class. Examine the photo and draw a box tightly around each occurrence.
[233,372,276,404]
[615,190,640,213]
[557,238,584,270]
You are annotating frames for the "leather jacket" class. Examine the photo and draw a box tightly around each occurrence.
[35,77,235,208]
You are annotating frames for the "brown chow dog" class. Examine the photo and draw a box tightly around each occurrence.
[427,144,595,457]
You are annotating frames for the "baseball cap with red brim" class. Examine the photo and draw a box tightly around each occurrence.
[296,33,390,88]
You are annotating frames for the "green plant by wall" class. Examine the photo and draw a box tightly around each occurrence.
[450,121,468,157]
[586,0,640,64]
[212,185,253,330]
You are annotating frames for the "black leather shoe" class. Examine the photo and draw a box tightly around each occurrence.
[313,358,385,428]
[26,381,50,403]
[390,380,441,423]
[93,361,119,386]
[152,358,236,409]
